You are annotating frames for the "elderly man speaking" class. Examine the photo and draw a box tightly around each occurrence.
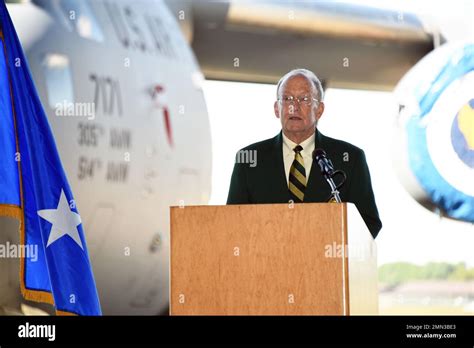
[227,68,382,238]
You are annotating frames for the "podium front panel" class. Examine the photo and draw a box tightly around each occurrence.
[170,203,350,315]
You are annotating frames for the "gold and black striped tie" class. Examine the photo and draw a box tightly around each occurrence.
[289,145,306,202]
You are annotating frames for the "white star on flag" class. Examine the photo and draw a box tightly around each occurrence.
[37,189,84,250]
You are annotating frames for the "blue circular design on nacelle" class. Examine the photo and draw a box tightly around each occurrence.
[395,42,474,223]
[451,98,474,169]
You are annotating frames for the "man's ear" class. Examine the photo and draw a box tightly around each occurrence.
[316,101,325,120]
[274,101,280,118]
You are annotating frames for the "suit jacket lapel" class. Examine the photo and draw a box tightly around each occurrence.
[271,131,291,202]
[304,128,330,202]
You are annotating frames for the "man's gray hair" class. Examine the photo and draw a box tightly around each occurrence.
[276,68,324,101]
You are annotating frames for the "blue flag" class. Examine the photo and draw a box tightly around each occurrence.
[0,1,101,315]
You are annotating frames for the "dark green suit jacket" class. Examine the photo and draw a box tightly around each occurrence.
[226,129,382,238]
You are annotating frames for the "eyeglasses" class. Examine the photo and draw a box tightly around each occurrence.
[278,95,320,106]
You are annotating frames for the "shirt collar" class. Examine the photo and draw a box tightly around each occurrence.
[282,131,316,155]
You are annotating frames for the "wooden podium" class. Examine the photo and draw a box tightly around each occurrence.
[170,203,378,315]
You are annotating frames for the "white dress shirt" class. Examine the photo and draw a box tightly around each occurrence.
[282,132,316,186]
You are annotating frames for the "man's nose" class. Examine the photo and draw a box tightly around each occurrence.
[289,103,301,114]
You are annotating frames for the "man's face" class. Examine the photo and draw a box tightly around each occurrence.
[274,75,324,137]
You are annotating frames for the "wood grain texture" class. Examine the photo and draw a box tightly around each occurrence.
[170,203,353,315]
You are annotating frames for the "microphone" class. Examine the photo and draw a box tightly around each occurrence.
[312,148,347,203]
[313,148,335,177]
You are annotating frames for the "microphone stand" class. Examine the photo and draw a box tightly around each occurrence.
[323,170,345,203]
[313,148,346,203]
